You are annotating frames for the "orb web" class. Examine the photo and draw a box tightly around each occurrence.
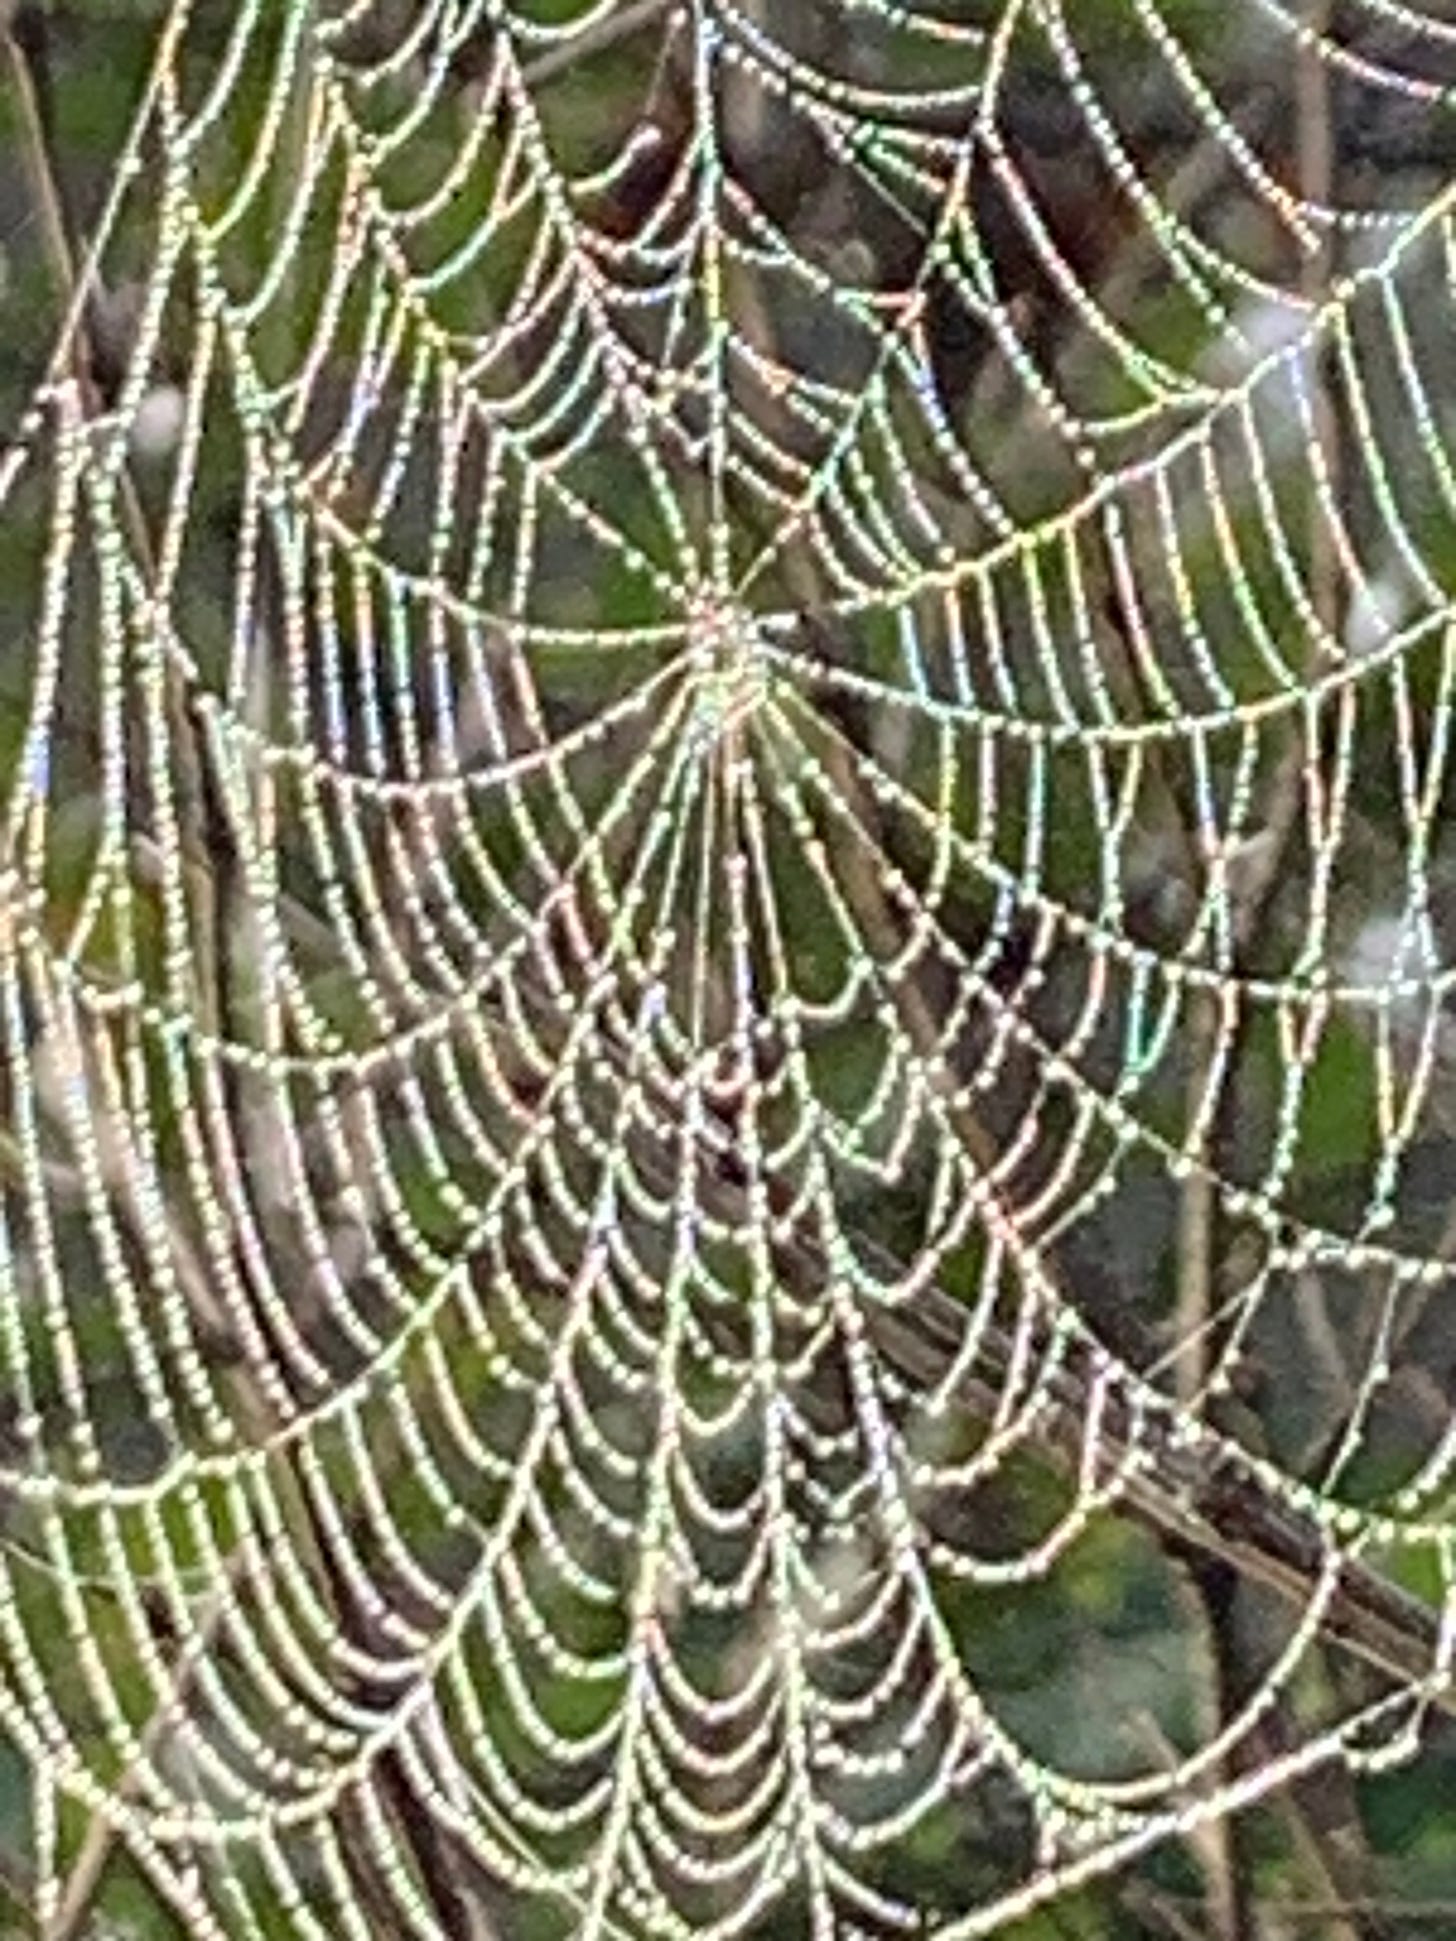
[4,0,1456,1935]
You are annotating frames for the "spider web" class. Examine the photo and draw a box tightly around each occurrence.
[4,0,1456,1934]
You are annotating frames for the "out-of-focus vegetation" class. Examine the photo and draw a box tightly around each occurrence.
[5,3,1456,1938]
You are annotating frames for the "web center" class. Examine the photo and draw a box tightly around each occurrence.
[686,598,767,756]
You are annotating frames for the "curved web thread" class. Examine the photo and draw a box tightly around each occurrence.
[4,0,1456,1935]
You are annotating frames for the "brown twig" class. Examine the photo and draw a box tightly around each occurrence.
[519,0,674,89]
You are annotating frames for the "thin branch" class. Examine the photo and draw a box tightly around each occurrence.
[2,9,224,1048]
[41,1573,236,1941]
[520,0,674,89]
